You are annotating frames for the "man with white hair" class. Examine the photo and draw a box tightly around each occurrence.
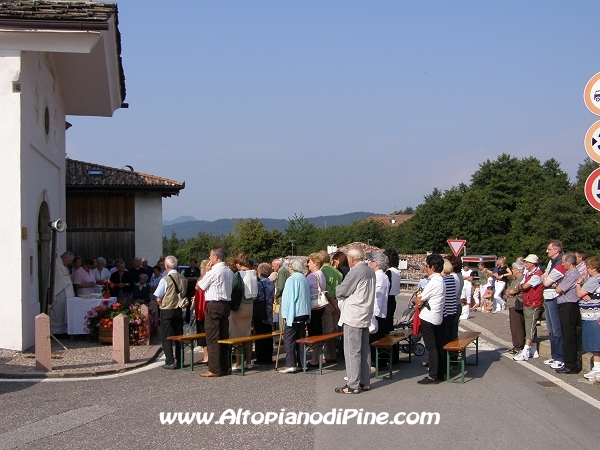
[155,255,188,369]
[335,247,376,394]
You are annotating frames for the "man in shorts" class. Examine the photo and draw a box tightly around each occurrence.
[514,254,544,361]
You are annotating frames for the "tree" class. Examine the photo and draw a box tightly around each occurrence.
[285,213,318,256]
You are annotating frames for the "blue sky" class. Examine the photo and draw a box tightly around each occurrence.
[66,1,599,221]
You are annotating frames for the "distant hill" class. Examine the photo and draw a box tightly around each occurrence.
[162,212,377,240]
[162,216,198,226]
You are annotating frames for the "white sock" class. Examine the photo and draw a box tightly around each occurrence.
[523,345,531,354]
[594,361,600,370]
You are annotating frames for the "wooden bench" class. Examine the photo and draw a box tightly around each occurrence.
[296,331,344,375]
[442,331,481,383]
[167,333,206,371]
[218,331,280,376]
[371,332,412,380]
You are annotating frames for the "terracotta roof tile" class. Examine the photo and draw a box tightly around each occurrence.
[0,1,116,22]
[66,159,184,197]
[364,215,414,227]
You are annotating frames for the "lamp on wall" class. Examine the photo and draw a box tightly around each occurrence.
[44,219,67,315]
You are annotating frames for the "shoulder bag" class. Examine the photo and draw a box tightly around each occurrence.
[310,272,329,310]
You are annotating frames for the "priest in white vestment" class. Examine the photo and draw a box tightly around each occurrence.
[50,251,75,334]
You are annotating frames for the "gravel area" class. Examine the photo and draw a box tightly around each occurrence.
[0,335,162,376]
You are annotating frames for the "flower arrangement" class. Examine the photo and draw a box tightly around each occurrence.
[85,299,148,345]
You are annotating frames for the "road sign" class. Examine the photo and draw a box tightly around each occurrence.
[584,73,600,115]
[447,239,466,257]
[584,167,600,211]
[584,120,600,163]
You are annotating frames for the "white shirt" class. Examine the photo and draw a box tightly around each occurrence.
[197,262,233,301]
[374,269,390,318]
[387,267,401,296]
[154,269,178,299]
[419,273,445,326]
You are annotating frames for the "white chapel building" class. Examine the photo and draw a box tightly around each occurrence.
[0,1,126,350]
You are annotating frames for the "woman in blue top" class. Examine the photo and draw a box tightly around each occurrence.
[280,258,311,374]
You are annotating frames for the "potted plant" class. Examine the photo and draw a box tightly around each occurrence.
[84,299,148,345]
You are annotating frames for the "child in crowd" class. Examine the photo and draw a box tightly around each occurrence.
[472,281,481,309]
[459,298,470,320]
[482,286,494,312]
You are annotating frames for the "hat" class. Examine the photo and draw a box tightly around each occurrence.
[524,254,539,264]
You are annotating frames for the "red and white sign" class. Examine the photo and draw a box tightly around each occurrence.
[447,239,466,256]
[584,167,600,211]
[584,73,600,116]
[584,120,600,163]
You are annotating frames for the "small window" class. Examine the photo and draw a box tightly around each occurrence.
[87,169,103,176]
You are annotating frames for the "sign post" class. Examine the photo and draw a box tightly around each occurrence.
[447,239,466,257]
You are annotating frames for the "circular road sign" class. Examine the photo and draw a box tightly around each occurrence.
[584,73,600,115]
[584,167,600,211]
[584,120,600,163]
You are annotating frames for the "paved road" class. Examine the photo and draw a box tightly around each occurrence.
[0,294,597,449]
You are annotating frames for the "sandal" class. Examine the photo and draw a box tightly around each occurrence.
[359,384,370,391]
[334,385,360,394]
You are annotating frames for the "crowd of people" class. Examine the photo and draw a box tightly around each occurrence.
[152,245,404,394]
[52,239,600,385]
[452,240,600,381]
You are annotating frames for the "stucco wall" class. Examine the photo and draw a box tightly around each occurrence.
[0,51,25,350]
[0,51,66,350]
[135,193,163,266]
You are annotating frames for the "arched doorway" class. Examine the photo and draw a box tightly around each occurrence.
[38,201,51,313]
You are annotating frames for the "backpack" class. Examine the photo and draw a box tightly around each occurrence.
[230,271,244,311]
[253,278,268,321]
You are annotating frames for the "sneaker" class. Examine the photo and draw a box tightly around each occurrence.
[231,365,241,372]
[530,351,539,359]
[550,361,564,370]
[543,359,555,365]
[513,350,529,361]
[244,364,254,370]
[583,368,600,379]
[280,366,297,374]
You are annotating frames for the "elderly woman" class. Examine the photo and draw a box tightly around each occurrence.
[504,261,526,355]
[93,257,111,294]
[254,262,275,365]
[305,252,328,367]
[73,258,96,295]
[132,273,151,304]
[577,256,600,380]
[414,253,446,384]
[230,252,258,371]
[280,258,311,374]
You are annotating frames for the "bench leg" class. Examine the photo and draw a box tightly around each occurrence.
[302,344,308,373]
[446,350,451,382]
[375,348,380,378]
[189,340,195,371]
[318,343,324,375]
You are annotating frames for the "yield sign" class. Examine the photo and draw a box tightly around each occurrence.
[447,239,466,257]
